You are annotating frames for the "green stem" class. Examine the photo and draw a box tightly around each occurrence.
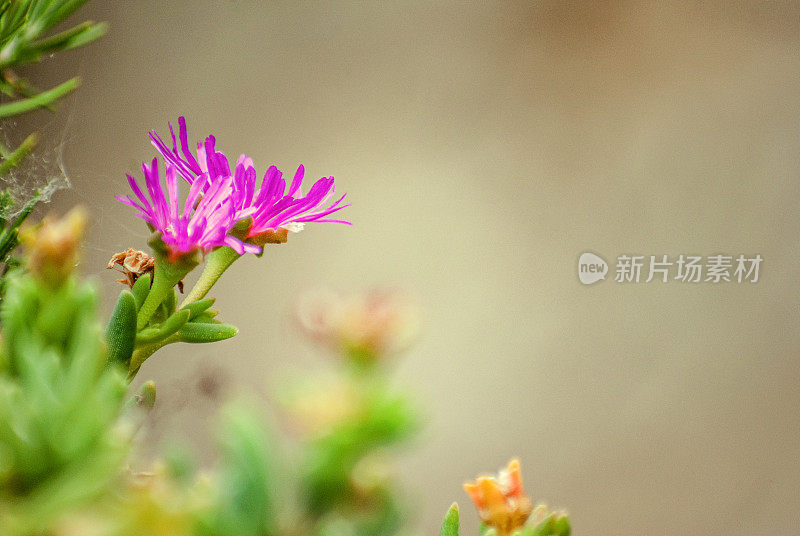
[136,257,190,330]
[128,334,179,380]
[179,246,241,308]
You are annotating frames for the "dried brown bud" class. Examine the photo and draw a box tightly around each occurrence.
[107,248,155,288]
[107,248,184,292]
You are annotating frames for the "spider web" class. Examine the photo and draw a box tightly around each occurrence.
[0,110,72,220]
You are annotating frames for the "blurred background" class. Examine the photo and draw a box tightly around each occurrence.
[13,1,800,534]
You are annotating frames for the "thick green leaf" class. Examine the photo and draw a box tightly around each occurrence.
[550,514,570,536]
[189,311,220,324]
[179,297,215,320]
[130,273,151,311]
[178,322,238,343]
[439,503,460,536]
[104,290,136,367]
[520,511,571,536]
[135,309,190,345]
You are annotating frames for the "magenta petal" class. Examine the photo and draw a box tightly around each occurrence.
[223,235,260,255]
[166,165,179,219]
[178,116,202,174]
[121,118,350,257]
[288,164,304,196]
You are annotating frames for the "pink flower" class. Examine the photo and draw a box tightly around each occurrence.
[116,158,260,259]
[148,117,350,244]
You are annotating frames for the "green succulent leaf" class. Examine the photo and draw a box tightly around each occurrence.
[135,309,190,345]
[439,503,460,536]
[130,273,151,311]
[105,289,137,367]
[178,321,238,343]
[550,514,570,536]
[519,511,571,536]
[179,297,216,321]
[189,311,221,324]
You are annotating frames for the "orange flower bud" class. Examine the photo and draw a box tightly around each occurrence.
[463,459,533,536]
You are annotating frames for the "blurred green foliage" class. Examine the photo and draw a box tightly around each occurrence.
[0,224,128,536]
[0,0,106,309]
[299,372,419,536]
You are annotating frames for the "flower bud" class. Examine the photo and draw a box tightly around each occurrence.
[295,288,420,364]
[20,207,87,286]
[463,459,533,536]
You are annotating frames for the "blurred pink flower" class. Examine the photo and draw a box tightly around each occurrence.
[295,288,420,363]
